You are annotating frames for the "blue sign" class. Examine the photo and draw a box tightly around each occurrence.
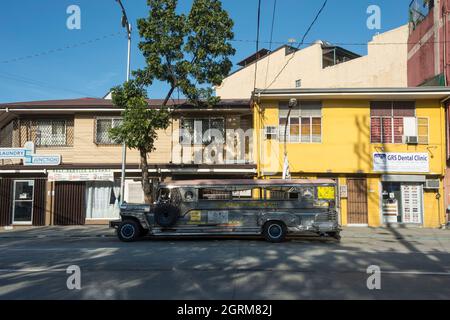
[0,142,61,166]
[0,148,26,159]
[25,155,61,166]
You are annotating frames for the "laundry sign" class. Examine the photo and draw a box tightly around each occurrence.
[48,169,114,182]
[373,152,429,173]
[0,141,61,166]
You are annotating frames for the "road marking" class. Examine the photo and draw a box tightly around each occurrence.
[0,268,67,273]
[379,270,450,276]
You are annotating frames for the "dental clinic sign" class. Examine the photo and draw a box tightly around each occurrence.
[0,141,61,166]
[373,152,429,173]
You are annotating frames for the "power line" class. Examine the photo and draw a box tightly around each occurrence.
[253,0,262,94]
[0,31,123,64]
[263,0,328,91]
[264,0,277,87]
[231,38,450,46]
[0,70,99,97]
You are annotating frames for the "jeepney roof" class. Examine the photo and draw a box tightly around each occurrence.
[160,179,336,188]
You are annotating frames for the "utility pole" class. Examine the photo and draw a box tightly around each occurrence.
[282,98,297,179]
[115,0,132,204]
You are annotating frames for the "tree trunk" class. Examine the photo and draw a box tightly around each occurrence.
[162,85,176,107]
[140,149,153,204]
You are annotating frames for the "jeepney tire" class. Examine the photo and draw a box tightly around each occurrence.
[154,204,180,228]
[328,232,341,241]
[117,220,141,242]
[263,221,287,243]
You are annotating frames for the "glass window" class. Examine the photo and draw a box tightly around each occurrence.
[370,101,420,144]
[85,181,121,219]
[199,188,232,200]
[301,118,311,143]
[36,120,67,146]
[417,117,429,144]
[95,118,122,145]
[181,118,225,145]
[278,101,322,144]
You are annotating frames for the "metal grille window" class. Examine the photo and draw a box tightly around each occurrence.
[278,101,322,143]
[180,117,225,145]
[36,120,67,147]
[0,122,14,147]
[95,118,123,145]
[369,101,427,144]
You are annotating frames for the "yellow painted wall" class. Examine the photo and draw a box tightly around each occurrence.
[258,99,445,176]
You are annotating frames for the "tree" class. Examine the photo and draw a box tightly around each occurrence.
[111,0,235,203]
[110,81,170,204]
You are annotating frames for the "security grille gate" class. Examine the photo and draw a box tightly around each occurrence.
[347,179,368,224]
[401,184,422,224]
[54,182,86,225]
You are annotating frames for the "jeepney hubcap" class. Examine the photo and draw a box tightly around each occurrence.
[121,224,135,239]
[268,224,282,239]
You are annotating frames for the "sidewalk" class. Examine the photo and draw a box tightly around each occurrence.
[0,225,449,240]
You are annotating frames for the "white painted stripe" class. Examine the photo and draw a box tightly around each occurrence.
[379,271,450,276]
[0,268,66,273]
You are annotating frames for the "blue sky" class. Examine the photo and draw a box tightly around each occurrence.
[0,0,412,103]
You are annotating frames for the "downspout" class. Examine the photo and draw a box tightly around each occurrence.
[440,96,450,227]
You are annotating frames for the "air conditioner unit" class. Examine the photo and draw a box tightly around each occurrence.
[424,179,440,190]
[404,136,419,144]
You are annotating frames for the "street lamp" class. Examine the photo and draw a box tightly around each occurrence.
[282,98,297,180]
[115,0,132,204]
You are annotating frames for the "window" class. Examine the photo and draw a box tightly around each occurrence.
[95,118,123,145]
[199,188,231,200]
[369,101,428,144]
[85,181,121,219]
[278,101,322,143]
[180,118,225,145]
[295,79,302,88]
[264,126,278,140]
[417,117,429,144]
[0,122,14,147]
[36,120,67,147]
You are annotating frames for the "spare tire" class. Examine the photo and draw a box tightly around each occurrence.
[154,204,180,227]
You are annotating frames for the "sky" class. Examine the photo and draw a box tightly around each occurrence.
[0,0,412,103]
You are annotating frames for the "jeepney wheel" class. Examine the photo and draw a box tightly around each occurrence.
[328,232,341,241]
[117,220,141,242]
[263,221,287,243]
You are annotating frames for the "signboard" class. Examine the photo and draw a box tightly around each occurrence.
[48,169,114,182]
[0,148,27,159]
[373,153,429,173]
[317,186,335,200]
[24,155,61,166]
[0,141,61,166]
[339,185,348,198]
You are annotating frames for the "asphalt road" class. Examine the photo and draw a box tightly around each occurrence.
[0,228,450,300]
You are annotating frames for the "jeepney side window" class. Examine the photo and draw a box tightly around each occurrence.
[199,188,232,200]
[182,188,196,202]
[158,188,170,202]
[266,187,298,200]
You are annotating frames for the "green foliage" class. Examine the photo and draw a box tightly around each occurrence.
[135,0,235,105]
[109,81,170,154]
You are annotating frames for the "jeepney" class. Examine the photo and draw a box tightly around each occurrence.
[110,179,341,243]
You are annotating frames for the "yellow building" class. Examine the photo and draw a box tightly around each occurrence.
[253,87,450,228]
